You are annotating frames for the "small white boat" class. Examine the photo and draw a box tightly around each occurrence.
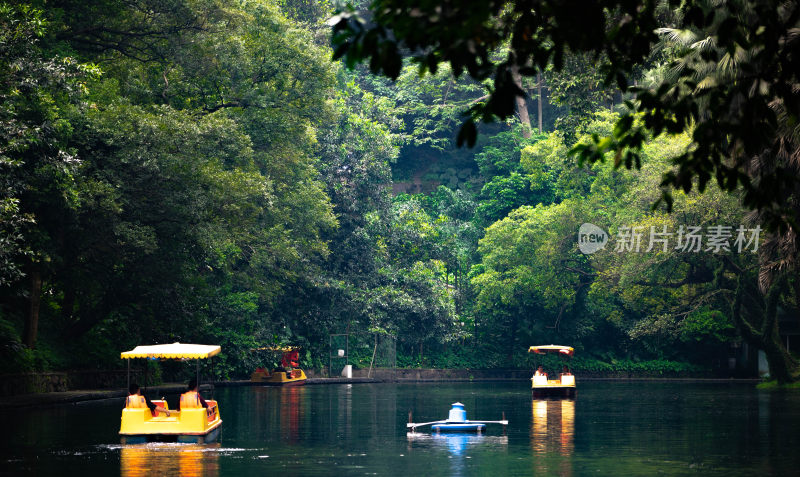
[407,403,507,433]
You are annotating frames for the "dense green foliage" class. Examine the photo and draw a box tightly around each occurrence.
[331,0,799,380]
[332,0,800,227]
[1,0,798,383]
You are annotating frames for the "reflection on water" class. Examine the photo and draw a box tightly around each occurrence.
[5,382,800,476]
[531,399,575,476]
[120,443,220,477]
[281,386,304,443]
[252,384,308,443]
[407,432,509,477]
[337,383,353,439]
[406,432,508,456]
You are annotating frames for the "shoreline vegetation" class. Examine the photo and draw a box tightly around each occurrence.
[755,380,800,390]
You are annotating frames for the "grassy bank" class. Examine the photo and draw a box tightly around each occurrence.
[756,380,800,390]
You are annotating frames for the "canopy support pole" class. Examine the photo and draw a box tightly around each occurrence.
[127,359,130,391]
[368,334,377,378]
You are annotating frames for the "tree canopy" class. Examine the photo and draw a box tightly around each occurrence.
[331,0,800,228]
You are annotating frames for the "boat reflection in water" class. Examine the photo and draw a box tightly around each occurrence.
[531,399,575,476]
[120,443,220,477]
[407,431,508,456]
[252,383,307,443]
[281,385,304,443]
[407,432,508,477]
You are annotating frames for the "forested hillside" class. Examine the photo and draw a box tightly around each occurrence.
[1,0,797,381]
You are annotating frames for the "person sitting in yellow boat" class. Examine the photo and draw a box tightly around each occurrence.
[534,366,547,377]
[126,383,170,417]
[180,378,216,415]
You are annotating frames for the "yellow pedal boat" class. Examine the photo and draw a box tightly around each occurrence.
[250,346,307,386]
[529,345,576,398]
[250,367,307,385]
[119,343,223,443]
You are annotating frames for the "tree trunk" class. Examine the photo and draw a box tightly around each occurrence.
[61,284,76,321]
[537,72,543,134]
[762,335,794,383]
[508,317,518,364]
[23,263,42,348]
[474,314,478,346]
[732,273,797,383]
[511,65,531,138]
[793,277,800,332]
[454,269,459,315]
[761,275,798,383]
[65,292,113,340]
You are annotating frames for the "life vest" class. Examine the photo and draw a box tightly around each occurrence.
[180,391,202,409]
[282,350,300,368]
[126,395,147,409]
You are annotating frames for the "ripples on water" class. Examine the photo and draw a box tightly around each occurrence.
[2,382,799,476]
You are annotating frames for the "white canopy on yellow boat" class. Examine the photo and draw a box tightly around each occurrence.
[528,345,574,356]
[120,343,221,360]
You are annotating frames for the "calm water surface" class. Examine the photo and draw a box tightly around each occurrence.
[2,381,799,476]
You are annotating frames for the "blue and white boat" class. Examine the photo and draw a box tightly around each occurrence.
[407,402,507,433]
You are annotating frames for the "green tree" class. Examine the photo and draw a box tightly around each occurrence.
[471,199,593,357]
[545,53,618,142]
[0,3,100,348]
[1,0,343,373]
[331,0,800,226]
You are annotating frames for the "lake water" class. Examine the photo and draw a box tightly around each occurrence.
[2,381,799,476]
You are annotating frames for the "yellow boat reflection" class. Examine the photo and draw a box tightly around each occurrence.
[532,399,575,476]
[120,443,220,477]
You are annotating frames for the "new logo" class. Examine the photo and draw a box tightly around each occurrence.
[578,223,608,254]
